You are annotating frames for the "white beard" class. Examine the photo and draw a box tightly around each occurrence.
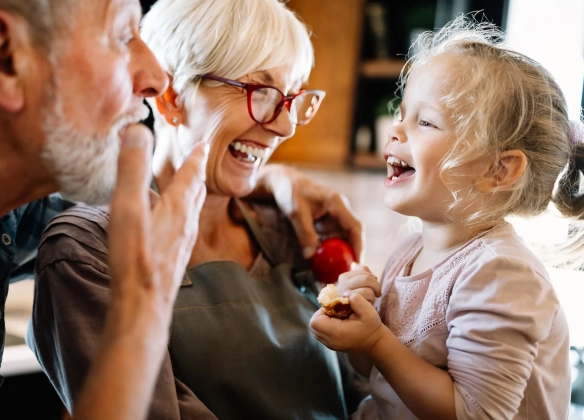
[41,94,149,205]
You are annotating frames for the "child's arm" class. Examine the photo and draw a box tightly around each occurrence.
[366,316,456,420]
[347,351,373,377]
[311,293,456,420]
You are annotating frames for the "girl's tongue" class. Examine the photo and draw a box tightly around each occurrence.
[387,158,415,180]
[391,165,415,179]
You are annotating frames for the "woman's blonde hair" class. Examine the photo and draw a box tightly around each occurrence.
[141,0,314,106]
[399,15,572,226]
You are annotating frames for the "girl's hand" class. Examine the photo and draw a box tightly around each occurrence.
[310,292,385,353]
[337,264,381,305]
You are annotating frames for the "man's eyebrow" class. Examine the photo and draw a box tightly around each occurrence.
[110,0,143,23]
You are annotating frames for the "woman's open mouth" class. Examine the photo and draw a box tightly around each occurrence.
[386,155,415,181]
[228,140,268,163]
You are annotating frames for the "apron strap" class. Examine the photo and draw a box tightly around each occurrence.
[233,198,284,268]
[234,199,320,302]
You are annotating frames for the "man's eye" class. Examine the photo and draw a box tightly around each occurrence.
[119,30,134,45]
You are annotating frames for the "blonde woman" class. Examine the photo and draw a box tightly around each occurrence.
[29,0,361,419]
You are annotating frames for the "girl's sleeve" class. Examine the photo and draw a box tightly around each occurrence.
[445,252,564,419]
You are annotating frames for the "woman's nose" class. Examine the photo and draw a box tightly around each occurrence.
[263,107,295,139]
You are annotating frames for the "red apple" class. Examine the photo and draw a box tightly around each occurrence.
[311,238,356,284]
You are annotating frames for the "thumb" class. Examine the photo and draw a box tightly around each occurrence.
[148,189,160,209]
[111,124,153,216]
[290,201,319,259]
[348,291,374,316]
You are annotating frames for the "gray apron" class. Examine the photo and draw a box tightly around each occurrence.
[168,200,347,420]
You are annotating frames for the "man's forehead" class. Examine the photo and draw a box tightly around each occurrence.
[82,0,141,24]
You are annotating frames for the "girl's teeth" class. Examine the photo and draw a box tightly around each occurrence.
[386,155,410,167]
[391,176,398,180]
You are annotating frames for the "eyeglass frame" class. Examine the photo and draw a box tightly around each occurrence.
[199,74,326,126]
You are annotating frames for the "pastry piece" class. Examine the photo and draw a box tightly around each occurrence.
[317,284,352,319]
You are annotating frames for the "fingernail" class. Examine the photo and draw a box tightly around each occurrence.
[342,291,351,297]
[303,246,315,259]
[350,262,359,270]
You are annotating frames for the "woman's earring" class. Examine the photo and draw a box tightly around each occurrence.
[171,116,180,126]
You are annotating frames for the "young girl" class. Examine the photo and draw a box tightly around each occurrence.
[310,16,582,420]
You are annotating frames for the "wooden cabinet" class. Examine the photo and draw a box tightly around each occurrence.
[270,0,364,168]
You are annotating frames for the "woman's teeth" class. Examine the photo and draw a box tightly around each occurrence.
[231,141,266,161]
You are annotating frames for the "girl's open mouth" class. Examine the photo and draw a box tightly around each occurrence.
[386,155,415,180]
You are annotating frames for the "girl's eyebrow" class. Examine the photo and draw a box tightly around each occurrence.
[417,101,443,113]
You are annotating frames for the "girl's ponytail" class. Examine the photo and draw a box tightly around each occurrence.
[553,120,584,218]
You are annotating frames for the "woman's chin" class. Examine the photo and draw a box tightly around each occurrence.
[209,180,255,198]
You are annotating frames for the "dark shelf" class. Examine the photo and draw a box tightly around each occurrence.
[361,59,407,79]
[350,153,387,171]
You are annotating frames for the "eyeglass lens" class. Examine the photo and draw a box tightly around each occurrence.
[251,87,320,124]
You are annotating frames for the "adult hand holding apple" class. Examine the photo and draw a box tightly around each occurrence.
[311,238,356,284]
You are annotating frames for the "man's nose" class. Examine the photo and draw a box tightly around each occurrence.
[131,37,168,98]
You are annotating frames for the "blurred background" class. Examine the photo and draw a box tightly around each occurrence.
[1,0,583,418]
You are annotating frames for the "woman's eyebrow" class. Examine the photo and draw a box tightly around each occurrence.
[258,71,274,84]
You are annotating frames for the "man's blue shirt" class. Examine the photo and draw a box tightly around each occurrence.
[0,195,71,382]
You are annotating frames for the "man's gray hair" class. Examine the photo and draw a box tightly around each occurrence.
[0,0,74,51]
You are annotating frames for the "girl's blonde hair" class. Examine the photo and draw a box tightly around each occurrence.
[400,15,572,226]
[141,0,314,107]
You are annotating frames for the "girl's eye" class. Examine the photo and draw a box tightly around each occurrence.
[418,120,435,128]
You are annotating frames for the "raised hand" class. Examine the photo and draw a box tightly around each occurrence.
[74,124,208,420]
[254,164,364,261]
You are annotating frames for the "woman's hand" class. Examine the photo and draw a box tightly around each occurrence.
[310,292,385,354]
[253,164,364,261]
[337,264,380,305]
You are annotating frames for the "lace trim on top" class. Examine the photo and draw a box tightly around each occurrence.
[379,235,485,347]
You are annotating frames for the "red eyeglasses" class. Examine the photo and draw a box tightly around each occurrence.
[200,74,326,126]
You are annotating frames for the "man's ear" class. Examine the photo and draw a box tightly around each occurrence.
[0,11,27,113]
[154,77,182,125]
[475,150,527,192]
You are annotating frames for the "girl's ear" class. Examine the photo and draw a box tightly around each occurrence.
[154,76,182,126]
[475,150,527,192]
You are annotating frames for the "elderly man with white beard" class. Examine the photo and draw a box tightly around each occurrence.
[0,0,363,419]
